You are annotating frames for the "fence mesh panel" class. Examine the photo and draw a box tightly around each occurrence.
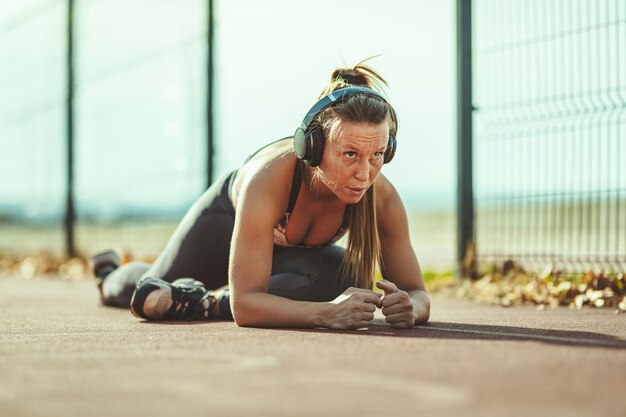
[473,0,626,273]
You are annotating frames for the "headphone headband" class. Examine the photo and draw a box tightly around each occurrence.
[293,87,398,166]
[299,87,385,131]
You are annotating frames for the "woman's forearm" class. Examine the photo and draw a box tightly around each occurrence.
[231,291,332,328]
[409,290,431,325]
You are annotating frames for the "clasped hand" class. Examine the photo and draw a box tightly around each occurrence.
[328,279,415,329]
[375,279,415,328]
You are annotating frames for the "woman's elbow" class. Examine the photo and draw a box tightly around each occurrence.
[230,294,260,327]
[230,300,248,327]
[232,312,256,328]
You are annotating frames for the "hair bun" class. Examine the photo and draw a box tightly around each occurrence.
[321,59,388,98]
[331,69,366,86]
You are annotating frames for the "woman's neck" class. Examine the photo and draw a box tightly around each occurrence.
[302,165,343,204]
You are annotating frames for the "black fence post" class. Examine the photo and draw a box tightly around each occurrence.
[457,0,474,277]
[206,0,215,188]
[65,0,76,258]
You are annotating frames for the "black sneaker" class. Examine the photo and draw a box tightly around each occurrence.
[90,249,123,280]
[130,277,216,321]
[90,249,123,301]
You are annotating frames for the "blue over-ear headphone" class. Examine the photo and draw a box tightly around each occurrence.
[293,87,398,167]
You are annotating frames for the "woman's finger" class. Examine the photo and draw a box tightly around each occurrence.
[375,279,398,295]
[363,303,377,313]
[381,302,412,316]
[354,320,371,330]
[357,292,383,308]
[381,291,408,308]
[384,312,414,327]
[362,312,375,321]
[390,320,414,329]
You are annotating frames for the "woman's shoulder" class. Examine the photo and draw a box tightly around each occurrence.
[374,173,410,238]
[374,173,400,206]
[232,139,298,208]
[240,140,296,185]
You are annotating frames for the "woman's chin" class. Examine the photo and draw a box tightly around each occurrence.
[338,189,367,204]
[347,196,364,204]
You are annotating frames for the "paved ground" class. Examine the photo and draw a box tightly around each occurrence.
[1,276,625,417]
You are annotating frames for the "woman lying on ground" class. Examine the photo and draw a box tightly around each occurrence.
[92,60,430,329]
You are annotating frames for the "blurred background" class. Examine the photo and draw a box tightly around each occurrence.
[0,0,624,276]
[0,0,456,270]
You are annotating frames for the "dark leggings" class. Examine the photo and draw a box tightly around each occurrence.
[101,171,350,319]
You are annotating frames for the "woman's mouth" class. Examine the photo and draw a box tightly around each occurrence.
[347,186,367,195]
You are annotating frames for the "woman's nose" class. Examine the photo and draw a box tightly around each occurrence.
[354,160,369,181]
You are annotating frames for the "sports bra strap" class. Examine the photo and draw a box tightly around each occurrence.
[285,159,303,215]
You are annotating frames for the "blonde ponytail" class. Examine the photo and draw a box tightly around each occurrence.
[314,58,396,289]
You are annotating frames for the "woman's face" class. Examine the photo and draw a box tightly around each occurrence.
[317,119,389,204]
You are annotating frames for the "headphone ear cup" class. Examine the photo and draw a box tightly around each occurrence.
[306,125,325,167]
[384,134,397,164]
[293,127,307,160]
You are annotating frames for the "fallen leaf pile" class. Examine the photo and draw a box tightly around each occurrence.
[429,260,626,314]
[0,251,91,280]
[2,251,624,313]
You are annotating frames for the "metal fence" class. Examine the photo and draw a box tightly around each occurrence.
[3,1,457,270]
[0,0,212,259]
[468,0,626,273]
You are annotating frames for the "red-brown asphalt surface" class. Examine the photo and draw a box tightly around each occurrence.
[1,276,625,417]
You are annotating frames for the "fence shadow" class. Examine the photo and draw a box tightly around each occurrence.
[279,320,626,350]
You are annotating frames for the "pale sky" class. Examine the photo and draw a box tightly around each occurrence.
[0,0,456,219]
